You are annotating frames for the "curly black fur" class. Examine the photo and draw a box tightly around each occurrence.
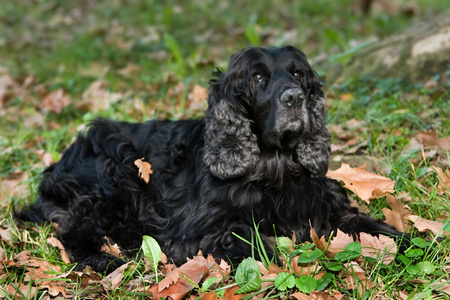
[17,46,408,273]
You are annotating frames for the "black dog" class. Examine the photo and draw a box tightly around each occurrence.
[18,46,407,273]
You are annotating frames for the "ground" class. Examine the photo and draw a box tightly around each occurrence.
[0,1,449,299]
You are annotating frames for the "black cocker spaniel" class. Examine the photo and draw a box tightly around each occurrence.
[18,46,408,273]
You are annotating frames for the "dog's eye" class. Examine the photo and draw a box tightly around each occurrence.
[252,73,264,84]
[293,71,302,82]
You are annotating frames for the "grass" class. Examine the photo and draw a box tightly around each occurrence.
[1,0,449,299]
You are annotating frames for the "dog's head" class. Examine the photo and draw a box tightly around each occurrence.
[204,46,330,181]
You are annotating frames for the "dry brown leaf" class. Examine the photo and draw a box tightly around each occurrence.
[0,246,6,260]
[290,291,311,299]
[78,80,123,112]
[0,172,28,201]
[326,163,395,203]
[134,158,153,183]
[14,250,61,273]
[359,232,397,265]
[8,283,36,299]
[188,84,208,111]
[310,290,344,300]
[0,68,20,107]
[341,262,376,293]
[199,254,230,289]
[0,229,12,246]
[432,280,450,296]
[310,226,328,252]
[257,261,269,275]
[292,255,320,276]
[41,89,71,114]
[326,230,355,258]
[58,268,102,289]
[407,215,449,235]
[437,137,450,151]
[252,273,278,299]
[38,284,67,298]
[434,167,450,193]
[200,291,220,300]
[417,130,438,148]
[101,242,122,257]
[101,262,132,290]
[381,194,411,232]
[223,286,244,300]
[149,255,209,300]
[47,236,71,264]
[268,262,284,275]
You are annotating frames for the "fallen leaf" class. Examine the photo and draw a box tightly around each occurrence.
[310,226,328,253]
[407,215,449,235]
[47,236,71,264]
[326,163,395,203]
[8,283,36,299]
[149,254,209,300]
[0,172,29,201]
[311,290,344,300]
[359,233,397,265]
[200,291,220,300]
[432,280,450,296]
[339,93,355,102]
[101,238,123,258]
[292,255,320,276]
[41,89,71,114]
[0,68,20,107]
[326,230,355,258]
[434,167,450,193]
[341,262,376,294]
[134,158,153,183]
[437,137,450,151]
[289,291,311,299]
[381,194,411,232]
[252,273,277,299]
[78,80,123,112]
[0,229,12,246]
[59,268,102,289]
[35,150,55,167]
[417,130,438,148]
[101,262,132,290]
[38,284,67,298]
[188,84,208,111]
[223,286,243,300]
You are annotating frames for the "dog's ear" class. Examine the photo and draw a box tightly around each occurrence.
[295,68,331,178]
[203,50,260,180]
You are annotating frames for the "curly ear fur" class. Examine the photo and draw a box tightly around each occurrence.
[203,51,261,180]
[203,80,260,180]
[295,93,331,177]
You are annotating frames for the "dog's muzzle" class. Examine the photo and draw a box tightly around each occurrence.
[280,88,305,108]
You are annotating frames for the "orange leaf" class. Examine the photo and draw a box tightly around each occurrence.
[188,84,208,111]
[326,163,394,203]
[326,230,355,258]
[101,262,132,290]
[223,286,243,300]
[341,262,376,293]
[41,89,71,114]
[381,194,411,232]
[407,215,449,235]
[149,255,209,300]
[47,237,71,264]
[359,233,397,265]
[134,158,153,183]
[434,167,450,194]
[289,291,311,299]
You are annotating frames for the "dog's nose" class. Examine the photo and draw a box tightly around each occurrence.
[280,88,305,108]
